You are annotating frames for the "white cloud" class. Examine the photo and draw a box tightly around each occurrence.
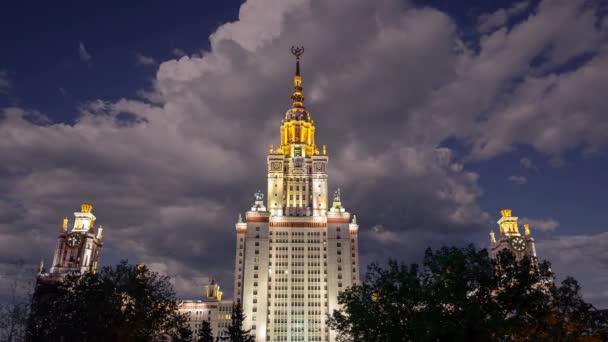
[172,48,186,57]
[520,157,532,168]
[520,217,559,232]
[136,53,156,66]
[537,232,608,308]
[0,0,606,305]
[508,175,527,184]
[78,41,92,63]
[478,1,530,34]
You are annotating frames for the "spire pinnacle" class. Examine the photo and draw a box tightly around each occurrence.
[290,46,305,110]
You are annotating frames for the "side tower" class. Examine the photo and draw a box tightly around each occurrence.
[234,47,361,342]
[38,203,104,283]
[489,208,537,260]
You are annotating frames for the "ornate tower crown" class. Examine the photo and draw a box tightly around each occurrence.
[81,203,93,213]
[275,46,319,158]
[497,208,520,236]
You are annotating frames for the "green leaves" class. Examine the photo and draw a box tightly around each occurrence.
[328,245,607,342]
[223,301,254,342]
[26,261,192,342]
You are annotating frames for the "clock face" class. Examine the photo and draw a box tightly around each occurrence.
[66,232,83,248]
[509,236,527,252]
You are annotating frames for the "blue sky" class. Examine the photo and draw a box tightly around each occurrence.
[1,0,607,307]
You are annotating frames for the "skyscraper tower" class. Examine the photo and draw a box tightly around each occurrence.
[38,203,104,283]
[233,47,360,342]
[490,208,537,260]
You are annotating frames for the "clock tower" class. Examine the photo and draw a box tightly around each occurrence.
[489,208,537,260]
[38,203,104,283]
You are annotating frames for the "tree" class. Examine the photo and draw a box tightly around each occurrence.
[0,259,34,342]
[197,320,214,342]
[223,301,254,342]
[328,245,608,342]
[26,261,192,342]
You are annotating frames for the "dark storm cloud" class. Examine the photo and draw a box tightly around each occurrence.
[1,0,607,307]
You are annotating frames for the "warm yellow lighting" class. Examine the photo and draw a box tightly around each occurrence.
[81,203,93,213]
[276,46,322,158]
[524,224,531,236]
[497,208,520,236]
[97,226,104,239]
[62,217,68,231]
[490,231,496,243]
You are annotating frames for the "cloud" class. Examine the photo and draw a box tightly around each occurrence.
[0,0,606,306]
[78,41,92,63]
[537,232,608,308]
[520,217,559,232]
[172,48,186,57]
[508,175,527,185]
[478,1,531,34]
[136,53,156,66]
[0,70,11,94]
[520,157,532,169]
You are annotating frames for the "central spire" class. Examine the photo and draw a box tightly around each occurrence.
[277,46,318,157]
[290,46,305,110]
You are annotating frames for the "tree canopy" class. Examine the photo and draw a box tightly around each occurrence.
[328,245,608,342]
[197,320,214,342]
[26,261,192,342]
[223,301,254,342]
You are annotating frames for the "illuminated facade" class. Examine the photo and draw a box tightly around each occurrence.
[38,203,104,283]
[233,47,360,342]
[179,279,233,340]
[490,209,537,260]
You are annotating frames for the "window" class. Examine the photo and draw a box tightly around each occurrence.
[256,226,260,231]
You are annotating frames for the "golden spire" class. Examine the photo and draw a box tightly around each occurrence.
[490,230,496,243]
[62,217,68,231]
[290,46,305,110]
[524,224,531,236]
[278,46,319,157]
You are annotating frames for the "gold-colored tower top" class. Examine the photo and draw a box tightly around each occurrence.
[497,208,520,236]
[81,203,93,213]
[275,46,319,158]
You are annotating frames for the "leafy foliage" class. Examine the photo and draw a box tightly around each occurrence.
[197,320,214,342]
[223,301,254,342]
[328,245,608,342]
[0,260,33,342]
[26,261,192,342]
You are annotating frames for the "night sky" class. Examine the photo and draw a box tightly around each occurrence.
[1,0,607,308]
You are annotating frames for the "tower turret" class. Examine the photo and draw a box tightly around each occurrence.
[39,202,105,283]
[490,208,537,260]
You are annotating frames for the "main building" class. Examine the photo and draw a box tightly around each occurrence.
[231,47,360,342]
